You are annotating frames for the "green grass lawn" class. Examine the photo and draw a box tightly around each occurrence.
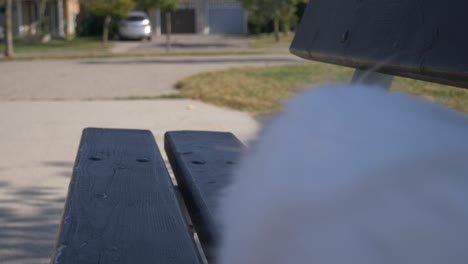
[248,33,295,49]
[0,37,110,54]
[176,62,468,115]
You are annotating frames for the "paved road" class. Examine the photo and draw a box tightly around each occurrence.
[0,54,303,100]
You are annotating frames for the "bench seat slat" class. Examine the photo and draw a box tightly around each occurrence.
[164,131,246,259]
[291,0,468,89]
[51,128,201,264]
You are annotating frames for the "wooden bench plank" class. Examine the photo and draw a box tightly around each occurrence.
[290,0,468,89]
[51,128,201,264]
[164,131,246,259]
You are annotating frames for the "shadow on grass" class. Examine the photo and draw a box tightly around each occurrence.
[80,56,298,65]
[150,43,239,49]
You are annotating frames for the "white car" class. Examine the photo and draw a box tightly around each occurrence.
[118,11,152,40]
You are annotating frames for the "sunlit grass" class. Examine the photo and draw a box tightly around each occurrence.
[248,33,295,49]
[177,62,468,115]
[0,37,110,54]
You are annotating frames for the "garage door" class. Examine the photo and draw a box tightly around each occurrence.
[208,6,245,34]
[161,9,196,34]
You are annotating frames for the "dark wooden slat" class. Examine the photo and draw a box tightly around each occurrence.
[290,0,468,89]
[164,131,245,260]
[51,128,201,264]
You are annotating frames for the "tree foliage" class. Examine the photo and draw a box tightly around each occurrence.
[137,0,182,12]
[243,0,298,20]
[81,0,135,43]
[83,0,135,18]
[241,0,303,41]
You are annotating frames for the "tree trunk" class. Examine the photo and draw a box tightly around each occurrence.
[273,17,280,43]
[148,9,156,36]
[103,15,111,44]
[37,0,48,37]
[282,19,290,36]
[165,12,171,52]
[4,0,14,58]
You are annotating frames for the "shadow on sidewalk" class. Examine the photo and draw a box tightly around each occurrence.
[0,182,65,264]
[0,161,75,264]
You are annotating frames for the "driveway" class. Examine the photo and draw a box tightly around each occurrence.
[0,54,303,100]
[0,54,307,264]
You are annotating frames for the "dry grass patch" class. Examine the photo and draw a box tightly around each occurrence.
[177,63,353,115]
[177,62,468,115]
[248,33,295,49]
[393,78,468,113]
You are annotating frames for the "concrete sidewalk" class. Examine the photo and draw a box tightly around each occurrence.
[0,53,301,263]
[0,99,260,264]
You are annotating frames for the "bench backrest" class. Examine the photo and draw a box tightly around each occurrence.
[290,0,468,89]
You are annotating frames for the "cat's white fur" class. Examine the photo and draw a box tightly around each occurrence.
[218,84,468,264]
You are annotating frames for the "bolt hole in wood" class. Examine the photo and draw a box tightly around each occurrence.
[89,156,102,161]
[95,193,107,199]
[136,158,149,163]
[192,161,206,165]
[341,29,349,43]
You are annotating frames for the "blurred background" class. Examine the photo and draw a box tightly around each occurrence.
[0,0,467,263]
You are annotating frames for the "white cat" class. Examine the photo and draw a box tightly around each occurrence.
[218,84,468,264]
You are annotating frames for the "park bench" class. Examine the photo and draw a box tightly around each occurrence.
[50,0,468,263]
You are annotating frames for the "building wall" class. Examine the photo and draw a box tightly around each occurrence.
[206,0,246,34]
[179,0,202,33]
[0,13,4,29]
[8,0,77,38]
[188,0,245,34]
[156,0,246,35]
[64,0,79,36]
[23,0,38,35]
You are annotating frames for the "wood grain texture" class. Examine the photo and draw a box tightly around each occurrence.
[164,131,246,260]
[290,0,468,88]
[51,128,201,264]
